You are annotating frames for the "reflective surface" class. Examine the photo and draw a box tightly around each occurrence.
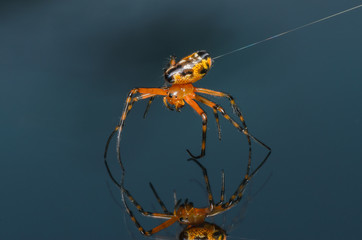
[1,0,362,239]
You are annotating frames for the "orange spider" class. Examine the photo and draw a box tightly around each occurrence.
[104,151,271,238]
[104,50,270,170]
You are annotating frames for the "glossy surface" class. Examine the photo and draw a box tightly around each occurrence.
[1,1,362,240]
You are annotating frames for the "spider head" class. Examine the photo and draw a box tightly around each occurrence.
[166,92,185,111]
[179,222,226,240]
[166,84,195,111]
[164,51,212,85]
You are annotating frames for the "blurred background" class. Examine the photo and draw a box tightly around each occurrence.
[1,0,361,239]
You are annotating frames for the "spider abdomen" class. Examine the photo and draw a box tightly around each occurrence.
[164,51,212,84]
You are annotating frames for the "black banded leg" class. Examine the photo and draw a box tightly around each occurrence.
[122,191,177,236]
[189,158,215,209]
[114,88,140,171]
[186,113,207,159]
[194,94,253,174]
[143,97,155,118]
[227,95,253,177]
[228,95,273,178]
[194,91,253,177]
[184,97,207,159]
[104,157,176,236]
[115,90,157,170]
[195,89,272,176]
[212,108,222,140]
[104,156,160,236]
[217,170,225,206]
[224,150,271,209]
[149,182,172,215]
[143,84,168,118]
[122,187,173,219]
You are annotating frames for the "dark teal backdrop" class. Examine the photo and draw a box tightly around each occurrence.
[1,0,361,239]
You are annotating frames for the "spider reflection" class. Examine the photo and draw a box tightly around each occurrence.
[105,151,270,238]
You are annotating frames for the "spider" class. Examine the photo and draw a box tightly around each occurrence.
[104,50,270,171]
[104,150,271,238]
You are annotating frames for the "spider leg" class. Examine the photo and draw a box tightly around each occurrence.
[149,182,172,215]
[188,158,215,209]
[196,89,272,152]
[104,92,157,171]
[121,185,178,235]
[224,150,271,209]
[207,150,271,218]
[122,193,178,236]
[213,108,222,140]
[143,84,169,118]
[194,94,255,176]
[143,96,155,119]
[184,97,207,159]
[195,88,271,175]
[113,88,167,170]
[122,187,173,219]
[104,139,177,236]
[217,169,225,206]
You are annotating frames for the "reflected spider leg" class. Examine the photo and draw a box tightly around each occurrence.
[149,182,172,215]
[194,150,270,218]
[104,155,177,236]
[188,158,215,209]
[216,169,225,206]
[122,185,179,236]
[222,150,271,210]
[106,150,271,237]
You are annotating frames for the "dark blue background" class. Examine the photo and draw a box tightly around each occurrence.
[1,0,361,239]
